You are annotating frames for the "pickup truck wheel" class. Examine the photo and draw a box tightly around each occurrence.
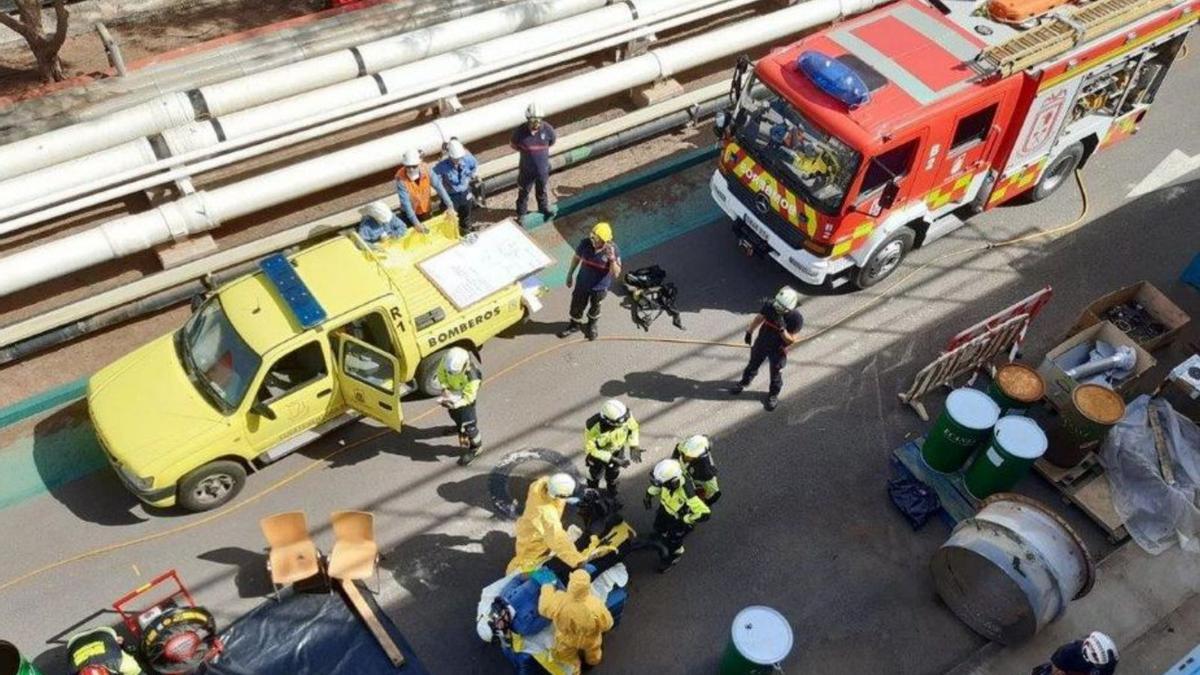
[853,228,914,289]
[177,460,246,512]
[415,350,448,397]
[1029,143,1083,202]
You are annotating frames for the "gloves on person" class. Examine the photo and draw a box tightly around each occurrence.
[744,331,753,345]
[643,493,653,510]
[628,446,643,463]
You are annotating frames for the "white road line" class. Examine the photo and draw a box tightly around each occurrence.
[1127,149,1200,199]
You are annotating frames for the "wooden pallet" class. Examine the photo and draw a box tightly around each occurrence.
[1034,455,1130,544]
[892,438,980,526]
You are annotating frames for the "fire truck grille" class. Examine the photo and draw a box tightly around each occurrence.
[723,169,809,250]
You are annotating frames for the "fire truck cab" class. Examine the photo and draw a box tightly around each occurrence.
[712,0,1197,288]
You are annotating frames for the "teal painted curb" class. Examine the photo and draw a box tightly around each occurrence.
[0,377,88,430]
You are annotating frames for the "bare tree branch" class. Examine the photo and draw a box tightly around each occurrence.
[48,0,69,52]
[0,10,35,41]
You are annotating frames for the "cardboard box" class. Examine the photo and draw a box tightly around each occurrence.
[1038,321,1157,409]
[1069,281,1191,352]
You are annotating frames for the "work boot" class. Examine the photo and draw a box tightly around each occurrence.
[539,209,556,222]
[729,382,745,395]
[765,394,779,411]
[557,322,581,338]
[458,448,480,466]
[583,321,598,341]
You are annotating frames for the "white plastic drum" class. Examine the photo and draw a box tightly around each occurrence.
[947,388,1001,430]
[731,606,794,666]
[994,416,1048,458]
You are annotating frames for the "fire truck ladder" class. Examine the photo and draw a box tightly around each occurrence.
[974,0,1179,77]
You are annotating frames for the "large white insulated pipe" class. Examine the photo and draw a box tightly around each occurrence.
[0,0,888,296]
[0,0,604,183]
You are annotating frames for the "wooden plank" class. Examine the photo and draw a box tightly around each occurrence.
[1072,475,1128,540]
[341,578,405,668]
[1148,406,1177,486]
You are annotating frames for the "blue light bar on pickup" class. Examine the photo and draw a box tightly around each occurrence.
[258,253,327,329]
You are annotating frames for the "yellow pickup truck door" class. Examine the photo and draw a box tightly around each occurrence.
[244,340,338,453]
[336,335,404,431]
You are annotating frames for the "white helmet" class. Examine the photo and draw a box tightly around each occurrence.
[678,435,710,459]
[600,399,629,425]
[359,201,393,224]
[525,101,544,120]
[442,347,470,374]
[446,138,467,160]
[401,148,422,167]
[652,459,683,485]
[773,286,800,312]
[1081,631,1118,666]
[546,473,576,498]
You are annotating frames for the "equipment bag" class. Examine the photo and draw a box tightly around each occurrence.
[622,265,684,331]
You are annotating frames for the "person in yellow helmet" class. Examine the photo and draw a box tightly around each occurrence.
[508,473,588,574]
[558,221,621,341]
[537,569,614,672]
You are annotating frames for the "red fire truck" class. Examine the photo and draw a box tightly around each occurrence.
[711,0,1197,288]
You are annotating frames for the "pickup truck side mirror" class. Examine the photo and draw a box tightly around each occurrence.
[878,180,900,210]
[252,399,277,421]
[713,110,729,139]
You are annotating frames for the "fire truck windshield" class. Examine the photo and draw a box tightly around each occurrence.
[733,81,861,213]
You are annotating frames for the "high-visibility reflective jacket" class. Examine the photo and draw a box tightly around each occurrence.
[67,627,144,675]
[508,477,586,574]
[583,414,640,463]
[647,478,710,526]
[437,362,481,408]
[672,446,719,499]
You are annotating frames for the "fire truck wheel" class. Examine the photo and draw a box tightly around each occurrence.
[854,227,914,289]
[1029,143,1084,202]
[177,460,246,512]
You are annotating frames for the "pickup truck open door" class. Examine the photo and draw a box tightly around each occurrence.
[335,335,405,431]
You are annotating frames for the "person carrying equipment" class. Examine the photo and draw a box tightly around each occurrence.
[66,626,144,675]
[508,473,588,574]
[437,347,483,466]
[731,285,803,411]
[537,569,614,673]
[643,458,710,572]
[672,434,720,506]
[583,399,640,497]
[1033,631,1119,675]
[394,148,451,231]
[433,138,479,234]
[559,221,621,341]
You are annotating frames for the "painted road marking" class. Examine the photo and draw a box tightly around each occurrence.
[1127,149,1200,199]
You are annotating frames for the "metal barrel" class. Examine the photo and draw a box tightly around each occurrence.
[1044,384,1126,468]
[963,416,1047,499]
[0,641,41,675]
[921,389,1001,473]
[930,494,1094,645]
[986,363,1045,414]
[718,606,793,675]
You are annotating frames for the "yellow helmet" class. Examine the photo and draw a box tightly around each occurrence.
[591,221,613,243]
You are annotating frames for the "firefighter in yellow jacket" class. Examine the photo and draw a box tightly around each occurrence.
[437,347,483,466]
[508,473,588,574]
[537,569,614,673]
[583,399,640,497]
[643,458,711,572]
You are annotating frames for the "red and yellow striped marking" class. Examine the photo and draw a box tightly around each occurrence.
[721,141,820,235]
[925,172,976,210]
[1100,111,1140,149]
[830,220,876,258]
[988,158,1048,206]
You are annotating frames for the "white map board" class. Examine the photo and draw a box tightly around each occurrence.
[418,219,554,309]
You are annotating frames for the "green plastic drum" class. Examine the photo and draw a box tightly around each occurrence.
[0,641,42,675]
[922,389,1001,473]
[1044,384,1126,468]
[964,416,1048,499]
[719,606,793,675]
[987,363,1045,414]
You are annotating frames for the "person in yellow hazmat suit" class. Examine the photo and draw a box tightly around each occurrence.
[507,473,588,575]
[537,569,614,673]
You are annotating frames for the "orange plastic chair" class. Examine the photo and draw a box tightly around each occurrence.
[260,511,324,600]
[327,511,380,593]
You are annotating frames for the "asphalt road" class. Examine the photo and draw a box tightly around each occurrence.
[1,48,1199,675]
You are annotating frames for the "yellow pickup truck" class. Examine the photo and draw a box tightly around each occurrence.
[87,216,545,511]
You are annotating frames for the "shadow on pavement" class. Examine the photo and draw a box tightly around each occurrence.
[197,546,273,599]
[600,370,737,403]
[435,473,499,517]
[306,423,460,468]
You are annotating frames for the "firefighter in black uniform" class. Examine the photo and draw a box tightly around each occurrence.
[731,286,803,411]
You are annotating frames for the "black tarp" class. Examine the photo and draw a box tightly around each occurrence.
[199,584,429,675]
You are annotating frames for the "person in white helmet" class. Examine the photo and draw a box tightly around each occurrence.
[583,399,640,496]
[394,148,452,232]
[433,137,479,234]
[507,472,587,574]
[355,200,409,244]
[436,347,483,465]
[643,458,710,571]
[1034,631,1119,675]
[509,101,557,222]
[671,434,720,506]
[731,285,804,411]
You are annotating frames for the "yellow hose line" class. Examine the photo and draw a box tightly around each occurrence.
[0,171,1089,594]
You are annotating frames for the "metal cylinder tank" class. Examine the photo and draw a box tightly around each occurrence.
[930,494,1094,645]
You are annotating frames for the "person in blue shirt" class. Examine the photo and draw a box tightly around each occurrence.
[558,221,620,341]
[356,201,410,244]
[433,138,479,234]
[510,101,557,222]
[395,148,451,231]
[1033,632,1119,675]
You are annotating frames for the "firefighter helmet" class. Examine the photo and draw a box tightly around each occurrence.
[678,435,711,459]
[446,138,467,160]
[442,347,470,374]
[547,473,577,498]
[652,459,683,485]
[591,221,613,243]
[525,101,545,119]
[773,286,800,312]
[401,148,421,167]
[600,399,629,425]
[1082,632,1118,666]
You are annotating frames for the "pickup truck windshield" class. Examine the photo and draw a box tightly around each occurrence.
[733,79,861,213]
[181,299,262,412]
